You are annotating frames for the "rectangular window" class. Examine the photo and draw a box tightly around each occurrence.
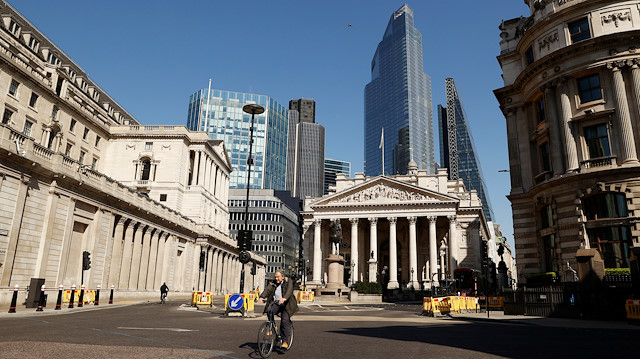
[29,92,38,108]
[91,158,97,169]
[536,98,546,123]
[83,128,89,140]
[51,105,58,119]
[145,142,153,150]
[160,194,168,202]
[95,135,101,147]
[70,119,77,132]
[23,120,33,136]
[79,150,86,164]
[540,142,551,172]
[46,52,58,66]
[2,108,13,124]
[65,143,73,156]
[543,234,559,272]
[8,20,20,36]
[28,37,39,51]
[577,74,602,103]
[587,226,631,268]
[584,124,610,159]
[8,80,19,96]
[525,46,534,66]
[568,18,591,44]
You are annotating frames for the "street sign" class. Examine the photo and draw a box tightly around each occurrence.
[228,294,244,311]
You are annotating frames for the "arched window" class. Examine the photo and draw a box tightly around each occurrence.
[140,158,151,180]
[583,193,631,268]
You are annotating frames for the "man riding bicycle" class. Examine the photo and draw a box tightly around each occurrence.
[258,270,299,349]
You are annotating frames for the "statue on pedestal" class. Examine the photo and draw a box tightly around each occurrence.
[329,219,342,255]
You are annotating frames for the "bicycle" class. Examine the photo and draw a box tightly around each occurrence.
[160,292,167,304]
[257,310,294,358]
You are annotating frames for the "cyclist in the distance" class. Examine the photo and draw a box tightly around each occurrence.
[160,282,169,303]
[258,270,299,349]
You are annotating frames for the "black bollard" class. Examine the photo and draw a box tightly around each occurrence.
[78,285,84,308]
[68,285,76,309]
[94,285,100,305]
[8,285,19,313]
[36,284,45,312]
[55,285,63,310]
[109,284,114,304]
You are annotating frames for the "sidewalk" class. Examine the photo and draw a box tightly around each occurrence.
[449,310,640,330]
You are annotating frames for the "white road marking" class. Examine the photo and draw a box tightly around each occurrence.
[117,327,199,332]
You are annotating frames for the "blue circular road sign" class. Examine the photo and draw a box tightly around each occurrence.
[228,294,244,311]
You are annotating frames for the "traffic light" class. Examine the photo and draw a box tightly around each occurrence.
[250,261,256,275]
[481,240,489,268]
[237,229,252,251]
[199,251,206,271]
[82,251,91,270]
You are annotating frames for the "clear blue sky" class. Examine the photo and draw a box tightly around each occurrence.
[10,1,529,249]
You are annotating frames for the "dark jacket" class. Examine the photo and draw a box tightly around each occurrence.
[260,277,299,317]
[160,284,169,293]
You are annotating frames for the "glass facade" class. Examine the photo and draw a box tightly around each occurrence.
[187,89,288,190]
[439,78,494,221]
[364,4,434,176]
[324,158,351,194]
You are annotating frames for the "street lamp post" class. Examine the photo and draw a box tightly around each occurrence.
[240,103,265,294]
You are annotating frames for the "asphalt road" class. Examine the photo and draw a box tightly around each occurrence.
[0,299,634,358]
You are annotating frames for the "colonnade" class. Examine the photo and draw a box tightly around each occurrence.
[196,244,242,294]
[187,149,230,203]
[310,215,461,290]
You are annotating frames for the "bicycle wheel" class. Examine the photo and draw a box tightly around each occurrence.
[286,322,294,350]
[257,321,275,358]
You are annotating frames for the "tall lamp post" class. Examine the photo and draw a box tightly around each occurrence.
[239,103,265,294]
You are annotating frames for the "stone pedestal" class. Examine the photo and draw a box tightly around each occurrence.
[326,254,345,289]
[368,260,377,282]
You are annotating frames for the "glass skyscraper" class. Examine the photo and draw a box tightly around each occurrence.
[324,158,351,194]
[286,105,325,199]
[438,78,494,221]
[365,4,434,176]
[187,89,288,190]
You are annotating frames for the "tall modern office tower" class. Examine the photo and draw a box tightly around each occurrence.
[285,99,325,198]
[438,78,494,221]
[187,89,289,190]
[289,98,316,123]
[324,158,351,194]
[364,4,434,176]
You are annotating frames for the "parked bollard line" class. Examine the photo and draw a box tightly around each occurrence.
[95,285,100,306]
[68,284,76,309]
[109,285,114,304]
[55,285,63,310]
[8,285,19,313]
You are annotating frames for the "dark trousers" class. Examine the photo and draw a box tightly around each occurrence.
[267,302,291,343]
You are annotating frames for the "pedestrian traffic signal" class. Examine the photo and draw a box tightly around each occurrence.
[82,251,91,270]
[237,229,252,251]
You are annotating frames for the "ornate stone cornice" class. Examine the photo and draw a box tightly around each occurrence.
[602,11,631,28]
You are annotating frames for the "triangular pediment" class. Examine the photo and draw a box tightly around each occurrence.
[311,176,458,208]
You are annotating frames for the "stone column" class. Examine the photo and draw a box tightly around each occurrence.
[119,221,136,289]
[154,233,168,289]
[632,61,640,128]
[543,83,565,174]
[108,218,126,288]
[609,62,639,164]
[558,79,579,171]
[138,228,152,290]
[205,247,214,292]
[368,218,378,282]
[387,217,399,289]
[428,216,439,287]
[448,215,458,274]
[129,225,145,289]
[312,219,322,284]
[215,251,223,294]
[349,218,359,286]
[193,151,201,185]
[439,241,447,281]
[408,217,419,289]
[146,230,160,290]
[504,108,523,190]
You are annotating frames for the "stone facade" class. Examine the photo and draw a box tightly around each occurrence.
[495,0,640,282]
[302,168,490,290]
[0,0,264,304]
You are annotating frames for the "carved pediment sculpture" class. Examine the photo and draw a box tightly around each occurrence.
[335,183,432,203]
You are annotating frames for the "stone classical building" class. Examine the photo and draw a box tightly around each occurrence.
[302,165,489,290]
[495,0,640,282]
[0,0,264,304]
